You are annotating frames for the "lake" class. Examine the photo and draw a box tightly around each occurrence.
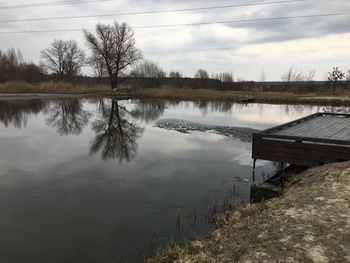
[0,97,347,262]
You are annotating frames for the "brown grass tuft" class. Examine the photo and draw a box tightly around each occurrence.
[0,80,114,94]
[146,162,350,263]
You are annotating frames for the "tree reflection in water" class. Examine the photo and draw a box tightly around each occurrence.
[130,98,166,124]
[0,99,48,128]
[46,99,92,135]
[90,99,144,162]
[4,97,349,164]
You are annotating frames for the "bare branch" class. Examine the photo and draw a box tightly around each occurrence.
[40,39,85,81]
[83,21,142,90]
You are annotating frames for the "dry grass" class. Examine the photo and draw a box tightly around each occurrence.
[146,162,350,263]
[1,81,350,106]
[0,81,114,95]
[132,87,350,106]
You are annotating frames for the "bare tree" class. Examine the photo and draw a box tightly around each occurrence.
[21,62,45,83]
[40,40,66,79]
[0,48,22,81]
[40,39,85,81]
[83,22,142,90]
[194,69,209,79]
[259,71,267,92]
[169,71,182,78]
[260,71,266,82]
[130,59,166,78]
[212,72,234,82]
[0,48,23,68]
[306,70,316,82]
[88,50,107,79]
[282,68,302,82]
[282,68,316,82]
[0,48,43,83]
[64,42,86,81]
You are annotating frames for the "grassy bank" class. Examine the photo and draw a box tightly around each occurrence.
[147,162,350,263]
[132,87,350,106]
[1,81,350,106]
[0,81,114,95]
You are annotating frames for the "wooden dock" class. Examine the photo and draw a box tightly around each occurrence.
[252,113,350,167]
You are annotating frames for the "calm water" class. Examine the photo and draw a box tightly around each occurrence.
[0,97,348,263]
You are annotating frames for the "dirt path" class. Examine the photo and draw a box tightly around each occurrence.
[147,162,350,263]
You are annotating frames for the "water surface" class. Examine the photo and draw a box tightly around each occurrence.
[0,98,348,262]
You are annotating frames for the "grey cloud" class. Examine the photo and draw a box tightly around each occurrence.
[0,0,349,79]
[220,0,349,42]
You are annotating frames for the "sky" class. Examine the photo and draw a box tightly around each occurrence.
[0,0,349,80]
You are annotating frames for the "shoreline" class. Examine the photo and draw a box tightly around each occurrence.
[1,81,350,106]
[0,90,350,106]
[146,162,350,263]
[131,88,350,106]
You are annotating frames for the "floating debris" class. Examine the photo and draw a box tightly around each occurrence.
[154,118,260,142]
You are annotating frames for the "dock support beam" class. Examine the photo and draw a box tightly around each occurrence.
[252,159,257,184]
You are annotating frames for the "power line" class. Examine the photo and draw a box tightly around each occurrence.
[0,0,113,10]
[0,11,349,34]
[136,12,350,28]
[0,0,307,23]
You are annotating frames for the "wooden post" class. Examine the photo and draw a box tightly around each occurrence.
[252,159,257,184]
[280,162,285,173]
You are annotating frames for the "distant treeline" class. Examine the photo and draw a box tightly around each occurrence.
[0,48,45,83]
[1,19,350,95]
[1,43,350,95]
[126,77,350,94]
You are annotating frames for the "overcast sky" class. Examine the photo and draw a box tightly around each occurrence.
[0,0,349,80]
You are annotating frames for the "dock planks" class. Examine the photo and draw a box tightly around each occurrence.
[252,113,350,167]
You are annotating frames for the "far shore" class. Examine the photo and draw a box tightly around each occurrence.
[131,87,350,106]
[1,81,350,106]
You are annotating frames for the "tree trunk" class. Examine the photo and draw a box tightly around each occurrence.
[110,80,116,90]
[110,77,118,91]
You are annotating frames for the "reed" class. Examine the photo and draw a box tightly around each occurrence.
[0,80,113,94]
